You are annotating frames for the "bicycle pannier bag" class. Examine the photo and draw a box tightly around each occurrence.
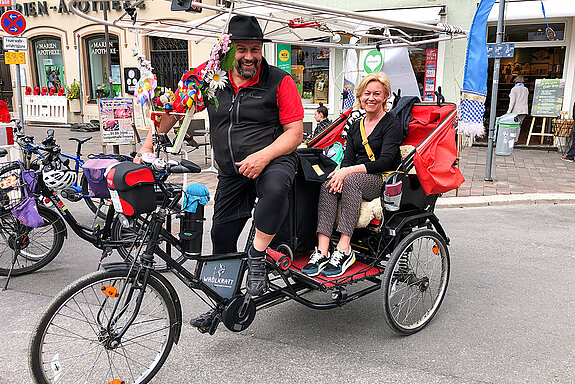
[106,162,156,216]
[82,158,119,198]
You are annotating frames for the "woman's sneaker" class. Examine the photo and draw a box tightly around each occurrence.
[301,248,329,276]
[321,248,355,277]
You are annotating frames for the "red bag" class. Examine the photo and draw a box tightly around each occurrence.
[413,119,464,195]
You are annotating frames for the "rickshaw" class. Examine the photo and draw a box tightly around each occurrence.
[29,1,467,382]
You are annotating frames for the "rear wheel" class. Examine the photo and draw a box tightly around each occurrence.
[0,205,65,276]
[29,269,177,384]
[382,229,449,335]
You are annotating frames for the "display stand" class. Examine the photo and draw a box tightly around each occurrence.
[526,116,555,146]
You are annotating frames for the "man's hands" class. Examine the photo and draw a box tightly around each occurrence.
[235,150,272,179]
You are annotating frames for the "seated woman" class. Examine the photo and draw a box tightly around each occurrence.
[302,73,403,277]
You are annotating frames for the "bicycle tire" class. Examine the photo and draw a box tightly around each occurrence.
[0,205,65,276]
[110,213,186,272]
[29,269,177,384]
[382,229,450,335]
[81,173,110,220]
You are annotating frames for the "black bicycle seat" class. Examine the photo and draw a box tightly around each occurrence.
[68,137,92,144]
[0,148,7,158]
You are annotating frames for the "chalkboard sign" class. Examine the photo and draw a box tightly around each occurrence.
[531,79,565,117]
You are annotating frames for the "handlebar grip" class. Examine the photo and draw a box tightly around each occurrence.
[180,159,201,173]
[169,165,195,174]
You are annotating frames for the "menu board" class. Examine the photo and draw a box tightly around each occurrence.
[531,79,565,117]
[98,98,135,144]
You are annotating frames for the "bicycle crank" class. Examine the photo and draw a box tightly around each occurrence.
[222,294,256,332]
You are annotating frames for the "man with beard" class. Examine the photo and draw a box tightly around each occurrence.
[135,16,304,327]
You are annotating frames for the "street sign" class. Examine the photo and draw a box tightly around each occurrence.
[0,0,12,6]
[487,42,515,58]
[5,51,25,64]
[1,10,26,36]
[2,36,28,51]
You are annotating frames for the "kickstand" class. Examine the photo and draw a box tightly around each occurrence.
[3,238,21,291]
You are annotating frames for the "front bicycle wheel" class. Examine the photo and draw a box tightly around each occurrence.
[0,205,66,276]
[29,269,177,384]
[382,229,450,335]
[81,174,110,220]
[111,213,186,272]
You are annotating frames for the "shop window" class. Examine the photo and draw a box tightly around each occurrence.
[290,45,329,105]
[85,35,121,100]
[33,37,65,90]
[488,23,565,43]
[408,43,439,100]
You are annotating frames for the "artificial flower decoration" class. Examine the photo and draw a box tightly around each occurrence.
[132,50,157,107]
[174,34,236,112]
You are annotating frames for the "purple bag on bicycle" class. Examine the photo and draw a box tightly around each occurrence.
[11,162,44,228]
[82,158,119,198]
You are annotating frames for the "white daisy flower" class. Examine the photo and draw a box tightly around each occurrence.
[204,86,216,100]
[209,70,227,90]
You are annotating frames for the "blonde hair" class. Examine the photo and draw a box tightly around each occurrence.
[353,73,391,111]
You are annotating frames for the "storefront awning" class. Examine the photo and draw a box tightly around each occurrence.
[488,0,575,22]
[356,6,444,29]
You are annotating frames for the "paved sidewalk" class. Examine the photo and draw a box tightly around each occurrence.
[20,125,575,206]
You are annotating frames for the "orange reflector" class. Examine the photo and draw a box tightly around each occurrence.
[107,380,125,384]
[432,245,439,255]
[101,286,119,298]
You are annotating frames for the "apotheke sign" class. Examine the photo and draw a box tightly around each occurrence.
[0,0,145,18]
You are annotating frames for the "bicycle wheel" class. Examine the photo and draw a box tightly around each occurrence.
[29,269,177,384]
[111,213,186,272]
[81,174,110,220]
[382,229,450,335]
[0,205,66,276]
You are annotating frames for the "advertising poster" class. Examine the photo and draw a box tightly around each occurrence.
[424,48,438,101]
[276,44,291,74]
[98,98,135,144]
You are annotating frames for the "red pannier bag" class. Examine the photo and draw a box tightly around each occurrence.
[408,105,464,195]
[106,162,157,216]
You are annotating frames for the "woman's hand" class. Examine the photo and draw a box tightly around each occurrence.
[326,167,352,193]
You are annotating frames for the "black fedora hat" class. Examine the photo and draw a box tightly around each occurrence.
[228,15,271,42]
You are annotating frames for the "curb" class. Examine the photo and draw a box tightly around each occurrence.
[437,193,575,208]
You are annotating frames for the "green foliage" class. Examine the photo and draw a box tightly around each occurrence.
[220,44,237,72]
[66,80,80,100]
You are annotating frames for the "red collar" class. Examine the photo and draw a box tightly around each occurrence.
[230,65,262,93]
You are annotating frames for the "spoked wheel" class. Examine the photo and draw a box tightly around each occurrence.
[29,269,177,384]
[110,213,186,272]
[382,229,450,335]
[0,206,65,276]
[81,174,110,220]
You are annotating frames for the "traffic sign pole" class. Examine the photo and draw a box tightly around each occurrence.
[7,7,25,131]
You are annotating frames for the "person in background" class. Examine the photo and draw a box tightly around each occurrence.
[507,75,529,143]
[311,103,332,137]
[301,73,402,277]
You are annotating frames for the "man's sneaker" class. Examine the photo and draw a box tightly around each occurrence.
[321,248,356,277]
[301,248,329,276]
[561,156,574,162]
[246,255,268,296]
[190,309,217,328]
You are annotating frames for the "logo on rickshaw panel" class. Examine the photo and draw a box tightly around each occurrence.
[363,50,383,74]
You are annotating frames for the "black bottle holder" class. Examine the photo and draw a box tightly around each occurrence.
[180,204,205,258]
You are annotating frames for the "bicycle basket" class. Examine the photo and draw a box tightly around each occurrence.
[82,158,119,198]
[106,162,157,216]
[0,164,37,210]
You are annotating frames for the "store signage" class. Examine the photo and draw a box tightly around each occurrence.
[3,36,28,50]
[276,44,291,74]
[531,79,565,117]
[5,51,26,64]
[1,10,26,35]
[487,43,514,59]
[0,1,145,17]
[89,40,117,55]
[363,50,383,74]
[36,41,60,56]
[423,48,438,101]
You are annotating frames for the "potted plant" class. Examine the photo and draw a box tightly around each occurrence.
[66,80,81,113]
